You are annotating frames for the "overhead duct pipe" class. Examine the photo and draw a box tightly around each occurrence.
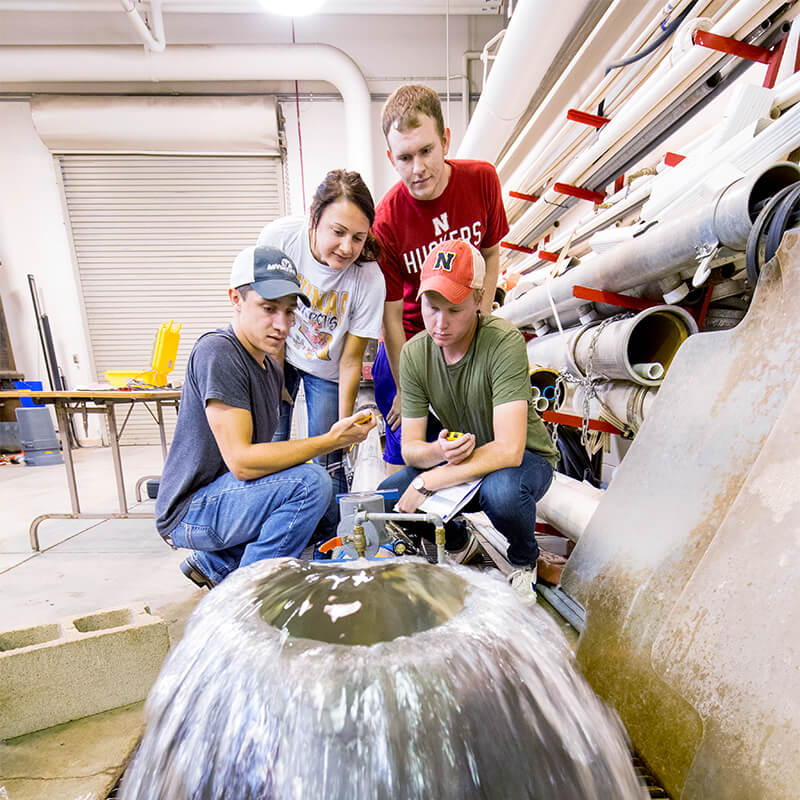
[456,0,599,164]
[0,44,373,189]
[498,162,800,329]
[526,305,698,386]
[537,472,604,543]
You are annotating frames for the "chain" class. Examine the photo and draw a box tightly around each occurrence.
[549,313,633,449]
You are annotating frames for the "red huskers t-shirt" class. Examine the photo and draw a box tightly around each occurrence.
[373,159,509,339]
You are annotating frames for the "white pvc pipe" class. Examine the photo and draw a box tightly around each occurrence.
[537,473,604,542]
[0,44,374,189]
[456,0,593,164]
[632,362,664,381]
[119,0,165,53]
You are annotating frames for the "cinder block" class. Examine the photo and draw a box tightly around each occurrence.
[0,607,170,740]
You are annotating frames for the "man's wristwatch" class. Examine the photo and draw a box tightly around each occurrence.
[412,476,434,497]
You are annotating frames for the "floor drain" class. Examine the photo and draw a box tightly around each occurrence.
[633,756,671,798]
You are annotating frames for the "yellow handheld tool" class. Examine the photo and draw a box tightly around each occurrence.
[446,431,464,440]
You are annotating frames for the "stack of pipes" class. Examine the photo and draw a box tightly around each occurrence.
[525,304,695,431]
[458,0,800,545]
[484,0,794,278]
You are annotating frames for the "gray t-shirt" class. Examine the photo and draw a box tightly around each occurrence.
[155,325,283,536]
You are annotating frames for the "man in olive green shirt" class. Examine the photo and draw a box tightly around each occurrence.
[378,239,557,598]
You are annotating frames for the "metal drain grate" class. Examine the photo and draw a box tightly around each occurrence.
[632,756,671,798]
[106,774,123,799]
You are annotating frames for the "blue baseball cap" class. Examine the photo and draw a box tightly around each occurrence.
[230,245,310,306]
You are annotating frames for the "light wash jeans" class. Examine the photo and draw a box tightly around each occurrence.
[168,463,331,584]
[378,450,554,567]
[273,362,346,541]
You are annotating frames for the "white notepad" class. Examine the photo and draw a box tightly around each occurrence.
[418,479,483,522]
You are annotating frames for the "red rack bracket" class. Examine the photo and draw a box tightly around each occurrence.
[693,29,772,63]
[763,34,789,89]
[614,174,625,193]
[541,409,623,435]
[509,190,540,203]
[694,283,714,329]
[664,151,686,167]
[566,108,611,129]
[572,285,662,312]
[500,241,535,254]
[553,182,606,204]
[538,250,559,262]
[535,522,562,535]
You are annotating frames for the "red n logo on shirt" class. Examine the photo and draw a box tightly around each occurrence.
[434,251,456,272]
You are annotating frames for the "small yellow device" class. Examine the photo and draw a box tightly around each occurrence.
[446,431,464,440]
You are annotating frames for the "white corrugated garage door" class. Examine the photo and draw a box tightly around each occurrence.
[59,153,285,444]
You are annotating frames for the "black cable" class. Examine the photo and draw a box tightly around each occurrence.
[604,0,700,75]
[765,183,800,263]
[746,181,800,286]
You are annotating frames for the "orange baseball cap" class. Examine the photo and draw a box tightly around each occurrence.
[416,239,486,304]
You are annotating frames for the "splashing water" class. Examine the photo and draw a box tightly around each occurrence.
[121,558,647,800]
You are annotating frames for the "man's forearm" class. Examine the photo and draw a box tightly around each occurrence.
[410,440,526,492]
[401,437,444,470]
[225,434,341,481]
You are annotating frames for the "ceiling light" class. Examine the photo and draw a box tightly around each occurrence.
[259,0,326,15]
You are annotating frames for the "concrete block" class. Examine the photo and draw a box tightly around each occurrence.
[0,607,169,741]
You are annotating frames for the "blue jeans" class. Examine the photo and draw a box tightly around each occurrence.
[273,362,346,541]
[378,450,554,567]
[168,463,332,584]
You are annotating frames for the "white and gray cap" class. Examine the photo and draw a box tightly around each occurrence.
[229,245,310,306]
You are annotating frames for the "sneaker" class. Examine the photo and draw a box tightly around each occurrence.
[180,557,216,590]
[508,565,537,603]
[448,531,482,565]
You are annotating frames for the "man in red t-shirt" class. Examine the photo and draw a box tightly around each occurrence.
[372,84,510,469]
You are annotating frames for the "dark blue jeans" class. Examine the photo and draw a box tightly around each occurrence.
[378,450,554,567]
[168,463,332,584]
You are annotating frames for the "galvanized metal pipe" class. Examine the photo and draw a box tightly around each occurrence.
[355,510,447,564]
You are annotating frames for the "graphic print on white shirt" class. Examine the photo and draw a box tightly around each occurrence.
[290,282,350,361]
[257,215,386,382]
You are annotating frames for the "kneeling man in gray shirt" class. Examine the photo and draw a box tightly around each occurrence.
[156,245,375,588]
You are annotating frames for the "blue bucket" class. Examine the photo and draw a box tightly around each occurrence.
[13,381,45,408]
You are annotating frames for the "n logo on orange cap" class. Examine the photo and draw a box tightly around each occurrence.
[433,251,456,272]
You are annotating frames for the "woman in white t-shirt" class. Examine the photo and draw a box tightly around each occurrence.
[257,169,385,517]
